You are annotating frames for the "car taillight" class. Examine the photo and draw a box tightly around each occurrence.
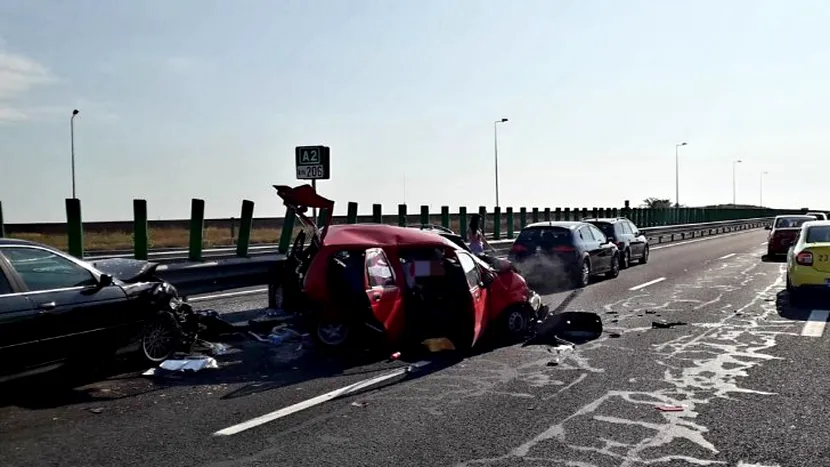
[511,244,527,254]
[553,245,576,252]
[796,251,813,266]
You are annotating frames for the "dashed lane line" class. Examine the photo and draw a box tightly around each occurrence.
[718,253,736,260]
[629,277,666,291]
[800,310,830,337]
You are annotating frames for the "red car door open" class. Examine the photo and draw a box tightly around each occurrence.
[364,248,405,343]
[456,252,489,345]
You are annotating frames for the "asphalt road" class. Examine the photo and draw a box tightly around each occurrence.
[2,228,828,467]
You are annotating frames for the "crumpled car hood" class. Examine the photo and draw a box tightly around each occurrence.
[92,258,161,283]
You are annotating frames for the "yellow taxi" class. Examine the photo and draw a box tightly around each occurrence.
[786,220,830,303]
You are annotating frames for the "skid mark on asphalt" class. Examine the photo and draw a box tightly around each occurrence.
[457,256,793,467]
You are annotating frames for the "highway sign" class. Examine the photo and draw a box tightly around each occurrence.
[295,146,331,180]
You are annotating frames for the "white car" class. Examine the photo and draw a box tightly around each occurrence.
[806,212,828,220]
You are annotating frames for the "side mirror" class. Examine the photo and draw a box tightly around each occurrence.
[98,274,113,287]
[481,270,495,287]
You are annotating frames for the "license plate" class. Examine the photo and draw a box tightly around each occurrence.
[296,164,325,179]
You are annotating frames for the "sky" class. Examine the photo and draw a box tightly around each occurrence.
[2,0,830,223]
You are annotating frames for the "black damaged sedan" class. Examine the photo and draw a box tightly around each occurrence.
[0,239,197,383]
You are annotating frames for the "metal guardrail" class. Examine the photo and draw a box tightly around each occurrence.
[148,217,771,297]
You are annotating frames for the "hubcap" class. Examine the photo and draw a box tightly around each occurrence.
[318,323,348,346]
[507,310,526,333]
[624,250,630,267]
[582,263,590,284]
[143,322,174,360]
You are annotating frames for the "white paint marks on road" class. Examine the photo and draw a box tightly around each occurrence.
[629,277,666,291]
[760,241,768,245]
[188,288,268,302]
[718,253,736,260]
[213,361,430,436]
[800,310,830,337]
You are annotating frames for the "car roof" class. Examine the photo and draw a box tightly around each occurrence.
[775,214,816,219]
[0,238,40,247]
[803,220,830,227]
[324,224,457,248]
[523,221,584,230]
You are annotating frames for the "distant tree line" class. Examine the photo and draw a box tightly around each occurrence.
[641,198,763,209]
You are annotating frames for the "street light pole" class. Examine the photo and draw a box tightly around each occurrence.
[732,159,743,206]
[70,109,79,199]
[675,142,687,207]
[493,118,508,207]
[760,171,768,207]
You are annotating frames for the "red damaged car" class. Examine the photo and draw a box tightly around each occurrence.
[267,184,545,351]
[766,215,817,257]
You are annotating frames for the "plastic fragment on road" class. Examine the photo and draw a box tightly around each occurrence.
[651,320,688,329]
[158,356,219,372]
[655,405,685,412]
[422,338,455,352]
[88,407,104,414]
[351,401,367,408]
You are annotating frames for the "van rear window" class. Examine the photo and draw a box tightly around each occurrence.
[515,227,573,249]
[806,226,830,243]
[775,217,813,229]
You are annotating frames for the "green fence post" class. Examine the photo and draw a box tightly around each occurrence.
[532,208,540,223]
[459,207,468,238]
[493,207,502,240]
[544,208,551,221]
[519,207,527,228]
[581,208,588,219]
[553,207,561,221]
[278,208,295,254]
[611,207,618,217]
[317,208,329,227]
[478,206,487,234]
[235,199,254,257]
[420,205,429,226]
[0,201,4,238]
[372,204,382,223]
[133,199,149,260]
[441,206,450,228]
[65,198,84,258]
[592,207,598,218]
[347,202,358,224]
[622,200,631,219]
[398,204,407,227]
[563,207,571,221]
[506,207,514,238]
[188,198,205,261]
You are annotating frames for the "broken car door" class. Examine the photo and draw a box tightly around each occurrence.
[456,251,489,345]
[364,248,404,342]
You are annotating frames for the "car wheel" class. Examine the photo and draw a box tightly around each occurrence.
[503,305,530,340]
[141,312,182,363]
[315,321,351,348]
[639,245,650,264]
[620,248,631,269]
[573,259,591,288]
[606,254,620,278]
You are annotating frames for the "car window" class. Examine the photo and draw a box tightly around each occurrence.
[775,217,814,229]
[579,226,596,242]
[806,226,830,243]
[515,227,572,249]
[619,222,632,235]
[365,248,395,287]
[626,221,638,235]
[457,252,481,289]
[1,247,97,292]
[591,222,615,238]
[589,225,607,243]
[0,270,12,295]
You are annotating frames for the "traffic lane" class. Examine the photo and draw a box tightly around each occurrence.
[206,239,796,466]
[536,229,769,314]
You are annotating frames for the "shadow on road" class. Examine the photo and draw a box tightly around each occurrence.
[775,290,830,321]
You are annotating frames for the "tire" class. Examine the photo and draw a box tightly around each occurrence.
[606,254,620,278]
[620,248,631,270]
[639,245,650,264]
[502,304,531,341]
[140,312,182,364]
[573,259,591,288]
[314,320,353,349]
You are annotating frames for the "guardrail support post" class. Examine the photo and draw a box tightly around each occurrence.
[479,206,487,234]
[581,208,588,219]
[554,207,562,221]
[592,207,598,218]
[133,199,149,260]
[398,204,407,227]
[188,198,205,261]
[236,200,254,257]
[420,205,429,226]
[544,208,551,222]
[519,207,527,228]
[278,208,295,254]
[563,207,570,221]
[506,207,514,239]
[0,201,5,238]
[372,204,382,223]
[611,207,618,218]
[459,207,467,237]
[493,207,501,240]
[66,198,84,258]
[346,202,358,224]
[532,208,539,223]
[441,206,450,228]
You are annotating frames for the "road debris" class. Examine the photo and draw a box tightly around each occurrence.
[154,356,219,373]
[350,401,367,408]
[87,407,105,414]
[608,332,622,338]
[655,404,685,412]
[651,320,688,329]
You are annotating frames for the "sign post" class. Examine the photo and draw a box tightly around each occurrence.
[295,145,331,220]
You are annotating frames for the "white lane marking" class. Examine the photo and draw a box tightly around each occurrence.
[629,277,666,291]
[800,310,830,337]
[718,253,736,260]
[213,361,430,436]
[189,288,268,302]
[649,229,760,251]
